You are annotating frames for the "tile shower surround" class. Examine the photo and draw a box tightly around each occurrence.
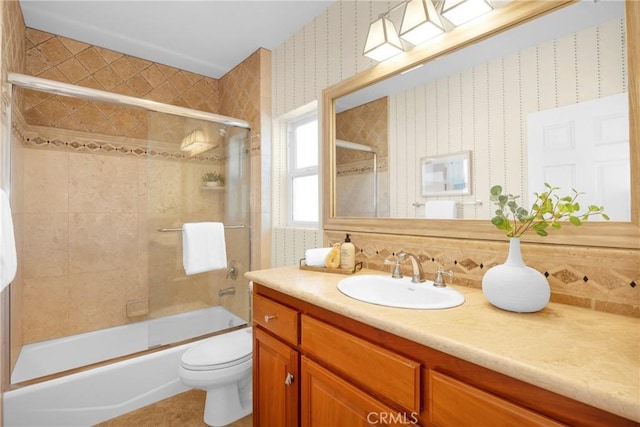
[13,126,233,344]
[10,28,263,346]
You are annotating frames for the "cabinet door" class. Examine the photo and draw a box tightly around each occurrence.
[301,356,417,427]
[254,327,299,427]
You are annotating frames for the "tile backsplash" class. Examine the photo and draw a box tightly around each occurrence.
[326,231,639,318]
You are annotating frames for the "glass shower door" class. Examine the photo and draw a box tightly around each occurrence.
[144,111,251,344]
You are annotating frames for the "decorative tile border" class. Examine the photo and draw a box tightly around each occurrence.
[336,157,388,177]
[15,118,226,164]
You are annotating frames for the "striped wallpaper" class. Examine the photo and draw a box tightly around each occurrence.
[271,1,394,266]
[271,226,323,268]
[390,17,627,218]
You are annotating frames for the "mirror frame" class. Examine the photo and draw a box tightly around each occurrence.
[323,0,639,250]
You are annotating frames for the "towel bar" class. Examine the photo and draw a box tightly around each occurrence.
[157,224,245,232]
[412,201,482,207]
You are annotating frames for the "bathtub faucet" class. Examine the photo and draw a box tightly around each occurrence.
[219,287,236,297]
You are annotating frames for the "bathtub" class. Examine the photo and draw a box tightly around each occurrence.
[3,306,248,427]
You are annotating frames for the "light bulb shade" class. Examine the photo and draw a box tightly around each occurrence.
[400,0,444,46]
[441,0,493,26]
[364,16,404,62]
[180,128,214,156]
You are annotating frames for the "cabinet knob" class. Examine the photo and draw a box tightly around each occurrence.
[284,372,294,386]
[264,314,277,323]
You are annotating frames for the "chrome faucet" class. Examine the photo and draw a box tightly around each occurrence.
[397,251,425,283]
[434,267,453,287]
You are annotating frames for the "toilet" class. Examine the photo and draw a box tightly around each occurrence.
[179,327,253,426]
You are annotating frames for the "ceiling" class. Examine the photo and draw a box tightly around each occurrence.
[19,0,334,79]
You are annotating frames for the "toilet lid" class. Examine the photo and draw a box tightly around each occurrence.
[181,327,252,371]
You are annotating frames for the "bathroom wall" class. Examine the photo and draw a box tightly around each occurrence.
[272,226,323,267]
[272,1,639,317]
[24,29,219,112]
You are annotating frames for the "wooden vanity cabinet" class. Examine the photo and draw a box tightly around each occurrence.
[253,294,299,426]
[253,291,414,427]
[252,283,637,427]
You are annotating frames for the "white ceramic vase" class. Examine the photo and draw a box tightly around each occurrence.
[482,237,550,313]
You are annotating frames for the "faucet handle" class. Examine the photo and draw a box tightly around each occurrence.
[434,267,453,287]
[384,255,403,279]
[383,255,397,265]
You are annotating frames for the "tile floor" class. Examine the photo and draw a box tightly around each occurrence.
[97,390,252,427]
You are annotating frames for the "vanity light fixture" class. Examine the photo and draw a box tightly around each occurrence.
[440,0,493,26]
[180,128,214,156]
[363,15,404,62]
[364,0,496,62]
[399,0,444,46]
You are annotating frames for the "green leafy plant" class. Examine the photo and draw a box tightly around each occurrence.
[490,183,608,237]
[202,171,225,184]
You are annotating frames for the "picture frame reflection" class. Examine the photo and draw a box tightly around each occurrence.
[421,151,471,196]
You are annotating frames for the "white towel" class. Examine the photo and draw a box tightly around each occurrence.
[305,247,332,267]
[424,200,457,219]
[1,189,17,291]
[182,222,227,275]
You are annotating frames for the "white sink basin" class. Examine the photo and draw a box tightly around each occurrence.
[337,275,465,310]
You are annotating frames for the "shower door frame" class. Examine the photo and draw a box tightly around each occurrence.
[7,73,250,129]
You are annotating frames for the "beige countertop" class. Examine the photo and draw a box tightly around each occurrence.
[246,266,640,423]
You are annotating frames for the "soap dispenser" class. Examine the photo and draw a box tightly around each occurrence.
[340,234,355,270]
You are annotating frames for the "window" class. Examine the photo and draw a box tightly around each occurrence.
[288,113,318,226]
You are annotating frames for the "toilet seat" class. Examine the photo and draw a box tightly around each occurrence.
[181,327,252,371]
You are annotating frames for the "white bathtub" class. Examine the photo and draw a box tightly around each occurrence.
[3,306,248,427]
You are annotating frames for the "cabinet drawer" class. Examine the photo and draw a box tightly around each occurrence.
[302,356,417,427]
[253,294,299,345]
[429,371,565,427]
[301,315,421,412]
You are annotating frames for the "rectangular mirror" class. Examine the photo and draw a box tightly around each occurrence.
[323,1,639,249]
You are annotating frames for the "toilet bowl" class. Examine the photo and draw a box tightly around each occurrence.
[179,326,253,426]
